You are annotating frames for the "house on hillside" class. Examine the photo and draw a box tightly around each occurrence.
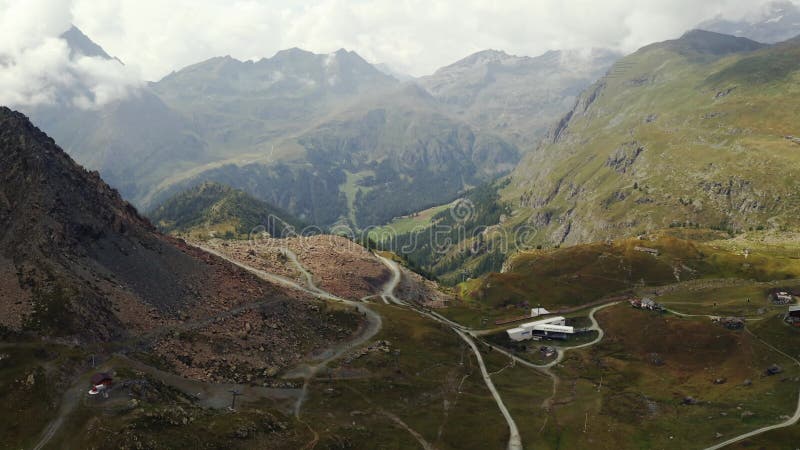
[630,297,664,311]
[88,372,113,396]
[771,290,795,305]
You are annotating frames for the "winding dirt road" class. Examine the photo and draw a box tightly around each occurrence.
[375,254,522,450]
[199,244,383,419]
[456,329,523,450]
[32,380,88,450]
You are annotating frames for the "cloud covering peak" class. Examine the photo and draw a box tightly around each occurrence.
[0,0,797,109]
[0,0,142,109]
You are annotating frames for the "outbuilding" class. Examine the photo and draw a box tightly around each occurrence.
[531,307,551,317]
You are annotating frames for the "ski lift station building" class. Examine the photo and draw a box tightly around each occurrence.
[507,316,575,341]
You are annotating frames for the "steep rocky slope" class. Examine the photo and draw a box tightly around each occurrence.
[0,107,361,365]
[502,30,800,247]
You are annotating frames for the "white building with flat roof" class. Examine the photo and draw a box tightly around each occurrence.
[507,327,532,341]
[507,316,575,341]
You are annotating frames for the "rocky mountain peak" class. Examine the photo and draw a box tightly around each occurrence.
[60,25,121,63]
[436,49,513,73]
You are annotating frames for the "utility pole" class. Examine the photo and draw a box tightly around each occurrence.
[228,389,242,411]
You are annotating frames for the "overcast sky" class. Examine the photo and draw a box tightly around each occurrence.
[71,0,793,78]
[0,0,795,108]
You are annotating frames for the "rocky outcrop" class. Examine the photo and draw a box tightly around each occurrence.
[549,81,607,144]
[606,142,645,174]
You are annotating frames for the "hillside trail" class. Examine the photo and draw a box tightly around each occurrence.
[198,244,337,300]
[280,247,329,296]
[193,245,800,450]
[31,374,91,450]
[664,308,765,321]
[375,254,522,450]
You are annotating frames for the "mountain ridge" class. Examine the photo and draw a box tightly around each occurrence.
[699,0,800,44]
[502,29,800,248]
[24,27,615,231]
[149,181,305,239]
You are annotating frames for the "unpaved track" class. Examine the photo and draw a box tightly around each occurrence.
[374,254,404,306]
[380,409,437,450]
[198,244,337,300]
[456,329,523,450]
[32,381,86,450]
[376,254,522,450]
[117,354,300,409]
[32,244,383,449]
[486,302,619,369]
[200,244,383,419]
[281,247,328,296]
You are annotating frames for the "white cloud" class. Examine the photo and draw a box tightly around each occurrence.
[68,0,797,81]
[0,0,142,109]
[1,0,796,106]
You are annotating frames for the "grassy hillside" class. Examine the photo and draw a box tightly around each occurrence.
[502,30,800,249]
[148,182,304,239]
[457,233,800,320]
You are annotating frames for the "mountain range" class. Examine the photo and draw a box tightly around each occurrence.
[502,30,800,246]
[0,104,369,401]
[376,28,800,282]
[418,48,620,149]
[15,18,800,281]
[22,28,619,229]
